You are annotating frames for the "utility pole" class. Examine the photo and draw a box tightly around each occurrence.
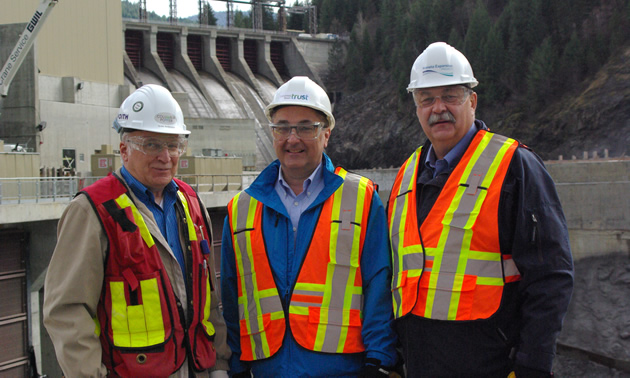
[199,0,208,25]
[227,0,234,27]
[252,0,263,31]
[169,0,178,24]
[139,0,147,22]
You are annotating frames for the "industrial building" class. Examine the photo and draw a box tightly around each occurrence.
[0,0,336,375]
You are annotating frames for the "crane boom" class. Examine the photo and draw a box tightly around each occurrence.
[0,0,58,97]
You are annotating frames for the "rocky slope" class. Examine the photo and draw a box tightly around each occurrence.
[326,46,630,169]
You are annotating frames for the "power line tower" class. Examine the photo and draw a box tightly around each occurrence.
[139,0,147,22]
[278,1,287,32]
[226,0,234,27]
[287,1,317,34]
[169,0,178,24]
[198,0,207,25]
[252,0,263,31]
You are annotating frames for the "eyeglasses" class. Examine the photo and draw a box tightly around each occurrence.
[125,135,188,157]
[413,86,472,108]
[269,122,325,141]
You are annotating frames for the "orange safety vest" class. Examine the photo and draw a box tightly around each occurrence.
[83,174,216,377]
[227,167,373,361]
[388,130,522,321]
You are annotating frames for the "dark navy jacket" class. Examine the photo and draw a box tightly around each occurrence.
[397,120,574,376]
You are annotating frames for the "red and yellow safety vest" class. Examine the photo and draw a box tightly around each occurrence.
[388,130,522,321]
[83,174,216,377]
[227,167,373,361]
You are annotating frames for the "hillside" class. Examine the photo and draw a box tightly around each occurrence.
[320,0,630,169]
[326,44,630,169]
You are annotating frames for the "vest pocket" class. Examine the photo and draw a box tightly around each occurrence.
[106,272,172,348]
[105,272,180,376]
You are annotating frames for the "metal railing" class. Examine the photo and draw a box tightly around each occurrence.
[0,174,257,205]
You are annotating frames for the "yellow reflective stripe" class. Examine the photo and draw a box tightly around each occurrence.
[391,152,423,317]
[111,281,130,347]
[128,304,148,346]
[477,277,505,286]
[110,278,166,348]
[468,251,501,261]
[232,194,273,358]
[288,306,309,316]
[115,194,155,248]
[93,316,101,336]
[294,282,325,292]
[177,191,197,241]
[338,176,367,352]
[201,275,216,335]
[141,278,166,345]
[450,136,514,317]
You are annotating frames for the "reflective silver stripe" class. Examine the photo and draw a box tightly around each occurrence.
[287,170,367,352]
[232,192,283,359]
[503,258,521,278]
[430,134,510,319]
[321,171,364,352]
[390,150,422,316]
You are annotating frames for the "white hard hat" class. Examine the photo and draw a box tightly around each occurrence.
[113,84,190,135]
[407,42,478,91]
[264,76,335,130]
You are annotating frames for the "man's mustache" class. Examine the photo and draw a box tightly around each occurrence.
[429,112,456,125]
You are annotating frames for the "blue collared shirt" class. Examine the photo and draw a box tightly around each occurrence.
[425,123,477,178]
[274,161,325,233]
[120,166,186,277]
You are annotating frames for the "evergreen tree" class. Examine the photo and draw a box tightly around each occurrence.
[203,3,217,26]
[479,24,507,105]
[234,10,252,29]
[361,28,374,74]
[346,28,365,90]
[559,30,584,91]
[464,0,491,69]
[319,0,335,32]
[262,5,277,30]
[428,0,455,43]
[526,37,556,109]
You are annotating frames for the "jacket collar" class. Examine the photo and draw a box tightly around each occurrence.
[245,153,343,217]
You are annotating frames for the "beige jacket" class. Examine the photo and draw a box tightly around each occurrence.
[43,171,230,377]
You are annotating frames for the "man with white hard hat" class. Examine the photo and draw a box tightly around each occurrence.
[221,76,398,376]
[388,42,574,376]
[44,84,231,377]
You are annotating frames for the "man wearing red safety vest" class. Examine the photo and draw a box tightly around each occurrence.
[44,85,230,377]
[388,42,574,376]
[221,77,398,376]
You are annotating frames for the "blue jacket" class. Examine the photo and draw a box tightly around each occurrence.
[221,154,397,377]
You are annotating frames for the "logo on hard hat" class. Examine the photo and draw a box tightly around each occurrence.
[422,64,454,77]
[155,113,177,125]
[280,94,309,101]
[118,114,129,120]
[132,101,144,112]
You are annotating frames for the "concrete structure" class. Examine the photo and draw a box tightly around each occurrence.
[1,0,337,176]
[0,2,339,374]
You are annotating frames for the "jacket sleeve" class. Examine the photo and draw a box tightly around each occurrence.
[43,195,109,377]
[220,215,251,375]
[359,192,398,368]
[502,147,574,372]
[199,202,232,372]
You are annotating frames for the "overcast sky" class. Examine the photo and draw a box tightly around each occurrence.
[146,0,252,18]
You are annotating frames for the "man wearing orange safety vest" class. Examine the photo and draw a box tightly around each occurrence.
[221,77,398,376]
[388,42,574,376]
[44,85,230,377]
